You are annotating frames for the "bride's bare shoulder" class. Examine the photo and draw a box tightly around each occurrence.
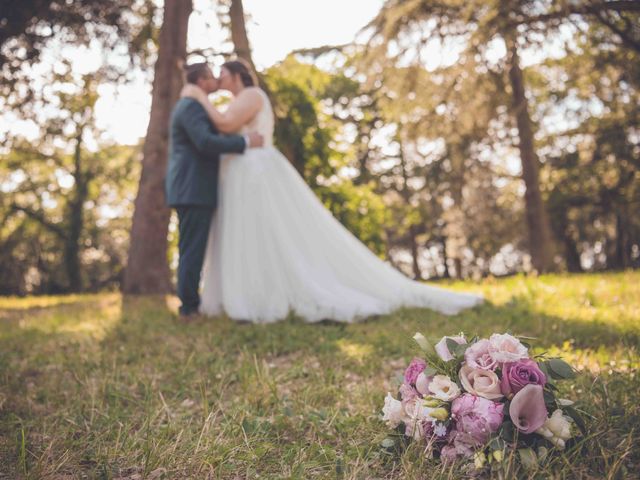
[238,86,263,98]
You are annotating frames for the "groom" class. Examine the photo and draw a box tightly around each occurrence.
[165,62,263,320]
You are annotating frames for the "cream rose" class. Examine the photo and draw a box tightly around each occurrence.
[459,364,503,400]
[428,375,461,401]
[382,393,405,428]
[536,409,572,449]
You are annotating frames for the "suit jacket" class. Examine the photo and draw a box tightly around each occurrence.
[165,97,246,208]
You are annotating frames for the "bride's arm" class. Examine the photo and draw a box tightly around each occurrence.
[182,85,263,133]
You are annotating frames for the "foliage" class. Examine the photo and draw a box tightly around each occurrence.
[265,56,390,256]
[0,66,140,294]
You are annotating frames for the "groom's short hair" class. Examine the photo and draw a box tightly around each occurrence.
[184,62,211,84]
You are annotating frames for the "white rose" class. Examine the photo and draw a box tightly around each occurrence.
[428,375,461,401]
[382,393,405,428]
[536,409,572,449]
[488,333,528,363]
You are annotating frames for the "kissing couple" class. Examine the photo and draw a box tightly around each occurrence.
[165,59,483,323]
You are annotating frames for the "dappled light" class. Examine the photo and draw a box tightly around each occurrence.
[1,0,639,477]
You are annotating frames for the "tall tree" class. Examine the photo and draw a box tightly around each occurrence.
[123,0,192,294]
[361,0,640,272]
[502,27,555,272]
[221,0,272,96]
[0,65,139,294]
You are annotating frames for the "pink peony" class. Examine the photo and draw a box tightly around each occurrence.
[450,394,504,446]
[501,359,547,398]
[435,336,467,361]
[464,339,498,370]
[404,357,427,384]
[509,384,548,434]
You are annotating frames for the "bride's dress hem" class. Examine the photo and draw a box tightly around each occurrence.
[199,88,485,325]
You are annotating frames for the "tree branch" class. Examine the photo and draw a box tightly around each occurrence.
[513,1,640,26]
[595,11,640,52]
[11,204,67,239]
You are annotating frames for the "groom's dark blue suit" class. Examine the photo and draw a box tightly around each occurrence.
[166,97,246,316]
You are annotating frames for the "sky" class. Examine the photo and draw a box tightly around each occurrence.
[94,0,385,145]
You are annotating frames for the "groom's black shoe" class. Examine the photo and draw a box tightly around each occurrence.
[179,310,199,323]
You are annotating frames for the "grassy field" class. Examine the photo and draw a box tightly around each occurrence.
[0,272,638,479]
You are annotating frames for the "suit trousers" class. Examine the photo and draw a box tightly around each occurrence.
[176,206,214,315]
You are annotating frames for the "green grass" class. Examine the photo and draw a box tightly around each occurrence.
[0,272,638,479]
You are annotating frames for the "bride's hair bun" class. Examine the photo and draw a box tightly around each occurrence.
[222,58,258,87]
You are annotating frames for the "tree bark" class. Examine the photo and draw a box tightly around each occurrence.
[123,0,192,294]
[398,139,422,280]
[228,0,271,95]
[439,236,451,279]
[64,129,89,292]
[613,210,631,269]
[505,35,556,273]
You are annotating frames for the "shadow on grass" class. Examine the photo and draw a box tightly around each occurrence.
[0,291,638,478]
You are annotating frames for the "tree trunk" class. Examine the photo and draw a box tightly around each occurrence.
[439,236,451,279]
[613,210,631,269]
[398,139,422,280]
[505,34,556,273]
[64,129,89,292]
[563,230,583,273]
[228,0,271,95]
[123,0,192,294]
[409,225,422,280]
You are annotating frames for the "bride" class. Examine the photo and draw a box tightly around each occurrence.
[181,59,483,323]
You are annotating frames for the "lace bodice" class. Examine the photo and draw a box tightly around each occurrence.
[240,88,274,146]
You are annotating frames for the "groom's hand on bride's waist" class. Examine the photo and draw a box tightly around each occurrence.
[244,131,264,149]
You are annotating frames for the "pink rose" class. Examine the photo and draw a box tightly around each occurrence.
[501,359,547,398]
[459,365,503,400]
[464,339,498,370]
[509,384,548,434]
[488,333,528,364]
[451,394,504,446]
[435,336,466,361]
[404,357,427,384]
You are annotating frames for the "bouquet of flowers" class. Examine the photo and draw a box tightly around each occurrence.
[381,332,586,469]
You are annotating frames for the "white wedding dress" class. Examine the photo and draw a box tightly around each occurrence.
[200,89,483,323]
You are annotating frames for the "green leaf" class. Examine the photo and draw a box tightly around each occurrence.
[518,448,538,469]
[454,342,470,357]
[423,366,438,377]
[445,338,465,359]
[381,438,395,448]
[490,437,506,450]
[499,421,515,442]
[547,359,576,379]
[564,406,588,436]
[543,389,558,412]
